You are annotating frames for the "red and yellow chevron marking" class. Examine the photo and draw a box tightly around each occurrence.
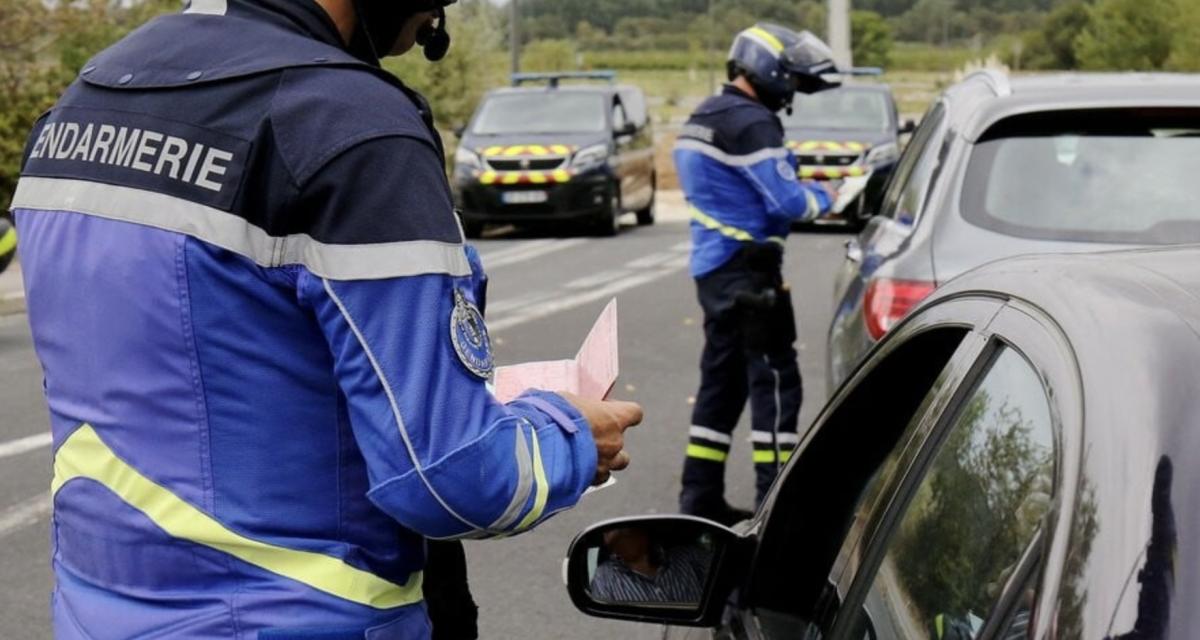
[478,169,574,185]
[479,144,576,158]
[799,166,869,180]
[787,140,870,154]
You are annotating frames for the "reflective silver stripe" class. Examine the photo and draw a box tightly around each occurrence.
[674,139,789,168]
[12,177,471,281]
[489,422,535,531]
[751,431,800,445]
[184,0,228,15]
[689,426,732,445]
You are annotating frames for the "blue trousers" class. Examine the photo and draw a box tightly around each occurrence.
[681,245,802,516]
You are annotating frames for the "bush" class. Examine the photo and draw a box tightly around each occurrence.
[851,10,894,68]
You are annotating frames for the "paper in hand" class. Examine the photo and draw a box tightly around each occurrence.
[492,299,619,403]
[831,172,873,214]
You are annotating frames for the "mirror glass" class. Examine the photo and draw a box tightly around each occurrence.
[582,523,718,608]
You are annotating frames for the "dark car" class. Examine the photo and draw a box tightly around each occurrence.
[828,71,1200,388]
[452,72,656,237]
[566,245,1200,639]
[783,84,914,230]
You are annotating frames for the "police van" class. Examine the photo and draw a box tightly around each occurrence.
[452,72,656,237]
[783,83,914,230]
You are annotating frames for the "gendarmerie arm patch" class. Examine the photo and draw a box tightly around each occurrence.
[450,288,494,379]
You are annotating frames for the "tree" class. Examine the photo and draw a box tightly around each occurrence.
[1042,1,1091,69]
[520,39,578,72]
[1075,0,1175,70]
[851,10,894,68]
[1166,1,1200,71]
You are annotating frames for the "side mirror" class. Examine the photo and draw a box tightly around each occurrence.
[565,515,752,627]
[899,119,917,135]
[614,122,637,138]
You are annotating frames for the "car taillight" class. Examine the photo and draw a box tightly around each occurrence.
[864,278,937,340]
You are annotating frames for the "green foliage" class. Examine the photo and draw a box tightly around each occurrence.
[1075,0,1175,70]
[851,11,894,68]
[1041,1,1091,69]
[1167,3,1200,71]
[520,39,579,72]
[889,42,980,70]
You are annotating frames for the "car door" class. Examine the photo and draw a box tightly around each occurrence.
[676,297,999,640]
[610,98,636,208]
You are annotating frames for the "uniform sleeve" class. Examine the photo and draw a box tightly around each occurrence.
[295,136,598,540]
[735,120,833,223]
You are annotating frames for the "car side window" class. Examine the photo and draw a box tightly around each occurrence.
[612,102,628,133]
[747,328,971,638]
[848,346,1055,640]
[878,103,946,224]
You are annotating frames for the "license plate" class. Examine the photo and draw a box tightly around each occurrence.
[501,190,549,205]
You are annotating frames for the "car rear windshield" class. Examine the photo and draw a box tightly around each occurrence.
[472,92,607,135]
[962,108,1200,244]
[782,88,891,132]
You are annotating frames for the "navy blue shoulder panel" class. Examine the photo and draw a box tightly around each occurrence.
[271,66,437,186]
[79,13,363,90]
[680,90,784,156]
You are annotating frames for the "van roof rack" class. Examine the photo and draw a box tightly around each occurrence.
[511,71,617,88]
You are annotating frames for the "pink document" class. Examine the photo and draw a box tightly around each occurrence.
[492,299,619,403]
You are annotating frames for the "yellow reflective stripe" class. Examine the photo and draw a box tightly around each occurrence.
[753,450,777,464]
[479,171,498,185]
[528,145,549,156]
[551,169,572,183]
[550,144,572,155]
[686,444,728,462]
[798,167,816,179]
[515,426,549,530]
[780,450,793,463]
[483,146,504,158]
[501,173,522,185]
[936,614,945,638]
[0,226,15,256]
[526,172,547,184]
[846,142,866,153]
[748,27,784,53]
[690,207,754,242]
[767,236,786,246]
[52,424,422,609]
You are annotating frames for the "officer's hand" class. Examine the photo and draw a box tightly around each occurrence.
[819,182,840,208]
[558,392,644,486]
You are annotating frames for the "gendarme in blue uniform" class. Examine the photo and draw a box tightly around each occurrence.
[11,1,596,637]
[673,83,832,519]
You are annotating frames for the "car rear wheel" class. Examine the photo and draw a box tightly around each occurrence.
[636,175,656,226]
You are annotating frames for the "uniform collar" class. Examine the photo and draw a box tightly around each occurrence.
[722,84,758,103]
[234,0,347,51]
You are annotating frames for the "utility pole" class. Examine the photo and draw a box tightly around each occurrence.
[707,0,716,94]
[827,0,853,71]
[510,0,521,76]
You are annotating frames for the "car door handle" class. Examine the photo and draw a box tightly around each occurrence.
[845,239,863,263]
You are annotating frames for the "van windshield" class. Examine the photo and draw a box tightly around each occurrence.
[962,108,1200,244]
[472,93,608,135]
[782,88,891,132]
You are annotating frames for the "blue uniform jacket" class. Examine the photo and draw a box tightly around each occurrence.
[673,86,832,278]
[10,2,596,638]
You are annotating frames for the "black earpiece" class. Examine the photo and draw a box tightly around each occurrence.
[422,9,451,62]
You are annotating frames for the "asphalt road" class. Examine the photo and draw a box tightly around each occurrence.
[0,213,850,639]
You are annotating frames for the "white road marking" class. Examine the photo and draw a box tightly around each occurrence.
[478,239,587,270]
[0,432,52,460]
[488,252,689,332]
[0,494,51,538]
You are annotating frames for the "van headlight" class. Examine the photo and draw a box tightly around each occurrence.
[455,147,483,172]
[864,142,899,166]
[571,144,610,173]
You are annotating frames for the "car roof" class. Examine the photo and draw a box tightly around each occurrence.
[942,71,1200,141]
[927,245,1200,636]
[485,85,622,98]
